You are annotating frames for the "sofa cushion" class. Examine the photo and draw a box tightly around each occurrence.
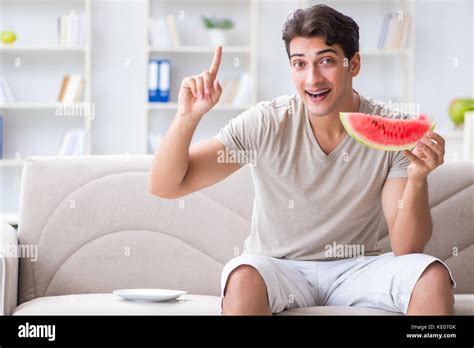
[12,293,473,315]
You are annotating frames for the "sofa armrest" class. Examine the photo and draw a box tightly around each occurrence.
[0,221,19,315]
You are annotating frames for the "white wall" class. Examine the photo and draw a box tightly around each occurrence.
[91,0,147,155]
[414,0,473,130]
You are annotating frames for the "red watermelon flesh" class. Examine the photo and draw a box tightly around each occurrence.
[340,112,435,151]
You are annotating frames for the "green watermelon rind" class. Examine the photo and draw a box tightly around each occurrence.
[340,112,436,152]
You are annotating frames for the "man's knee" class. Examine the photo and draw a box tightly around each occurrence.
[420,262,452,287]
[408,261,455,314]
[415,261,453,298]
[223,264,267,298]
[222,264,272,315]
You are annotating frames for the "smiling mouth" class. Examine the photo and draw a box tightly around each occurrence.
[305,88,331,103]
[305,89,331,98]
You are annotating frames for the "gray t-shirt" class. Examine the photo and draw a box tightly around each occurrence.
[214,92,411,260]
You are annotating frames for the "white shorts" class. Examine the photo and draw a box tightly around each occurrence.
[220,252,456,314]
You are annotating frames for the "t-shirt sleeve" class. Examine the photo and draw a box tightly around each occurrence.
[213,105,266,166]
[386,150,410,179]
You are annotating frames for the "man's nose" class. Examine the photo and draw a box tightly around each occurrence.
[305,65,324,85]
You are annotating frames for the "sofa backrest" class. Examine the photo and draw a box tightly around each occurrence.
[17,156,473,304]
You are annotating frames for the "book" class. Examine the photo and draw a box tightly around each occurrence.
[57,75,84,103]
[148,59,171,102]
[220,79,229,102]
[220,78,233,103]
[57,75,70,101]
[228,79,240,103]
[379,12,411,50]
[78,13,86,45]
[57,129,84,156]
[377,13,391,49]
[399,15,412,49]
[387,15,404,49]
[149,17,171,48]
[0,116,3,159]
[0,75,14,103]
[166,15,181,47]
[232,73,251,106]
[58,12,85,46]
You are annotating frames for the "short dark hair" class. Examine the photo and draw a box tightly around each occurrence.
[282,4,359,60]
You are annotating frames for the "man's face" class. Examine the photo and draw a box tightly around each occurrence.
[289,36,359,117]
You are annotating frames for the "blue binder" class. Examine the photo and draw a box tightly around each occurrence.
[149,59,171,102]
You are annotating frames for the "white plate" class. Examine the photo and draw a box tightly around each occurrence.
[113,289,187,302]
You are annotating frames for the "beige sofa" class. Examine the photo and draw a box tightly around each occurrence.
[1,156,473,315]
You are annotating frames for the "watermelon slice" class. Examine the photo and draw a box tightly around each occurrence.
[340,112,436,151]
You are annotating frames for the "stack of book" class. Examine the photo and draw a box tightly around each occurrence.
[57,75,85,103]
[220,73,251,106]
[377,12,411,50]
[149,15,181,48]
[58,12,86,46]
[0,75,14,103]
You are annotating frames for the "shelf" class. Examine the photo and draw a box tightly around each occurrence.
[0,45,87,52]
[360,48,412,56]
[0,159,25,167]
[148,45,251,53]
[148,0,250,2]
[147,102,250,111]
[0,102,89,110]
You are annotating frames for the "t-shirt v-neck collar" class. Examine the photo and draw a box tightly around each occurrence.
[304,94,364,162]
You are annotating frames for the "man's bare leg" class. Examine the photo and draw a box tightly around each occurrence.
[406,261,455,315]
[222,265,272,315]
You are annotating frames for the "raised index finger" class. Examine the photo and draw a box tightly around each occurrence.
[209,46,222,78]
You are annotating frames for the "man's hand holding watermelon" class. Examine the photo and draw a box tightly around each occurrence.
[402,131,446,182]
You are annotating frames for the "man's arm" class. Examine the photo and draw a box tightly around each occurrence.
[382,130,445,256]
[148,46,240,199]
[382,177,432,256]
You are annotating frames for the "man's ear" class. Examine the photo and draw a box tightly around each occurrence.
[350,52,361,77]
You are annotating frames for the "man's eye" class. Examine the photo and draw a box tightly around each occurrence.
[293,61,306,68]
[321,58,335,65]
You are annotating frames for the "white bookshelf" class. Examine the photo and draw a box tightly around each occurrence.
[361,48,412,56]
[147,102,251,111]
[0,102,90,109]
[144,0,258,154]
[0,0,92,161]
[148,45,252,53]
[0,45,87,52]
[0,0,92,225]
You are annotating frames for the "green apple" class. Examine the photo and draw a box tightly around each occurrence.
[1,31,17,44]
[449,98,474,126]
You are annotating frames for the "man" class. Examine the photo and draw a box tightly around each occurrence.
[148,4,456,315]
